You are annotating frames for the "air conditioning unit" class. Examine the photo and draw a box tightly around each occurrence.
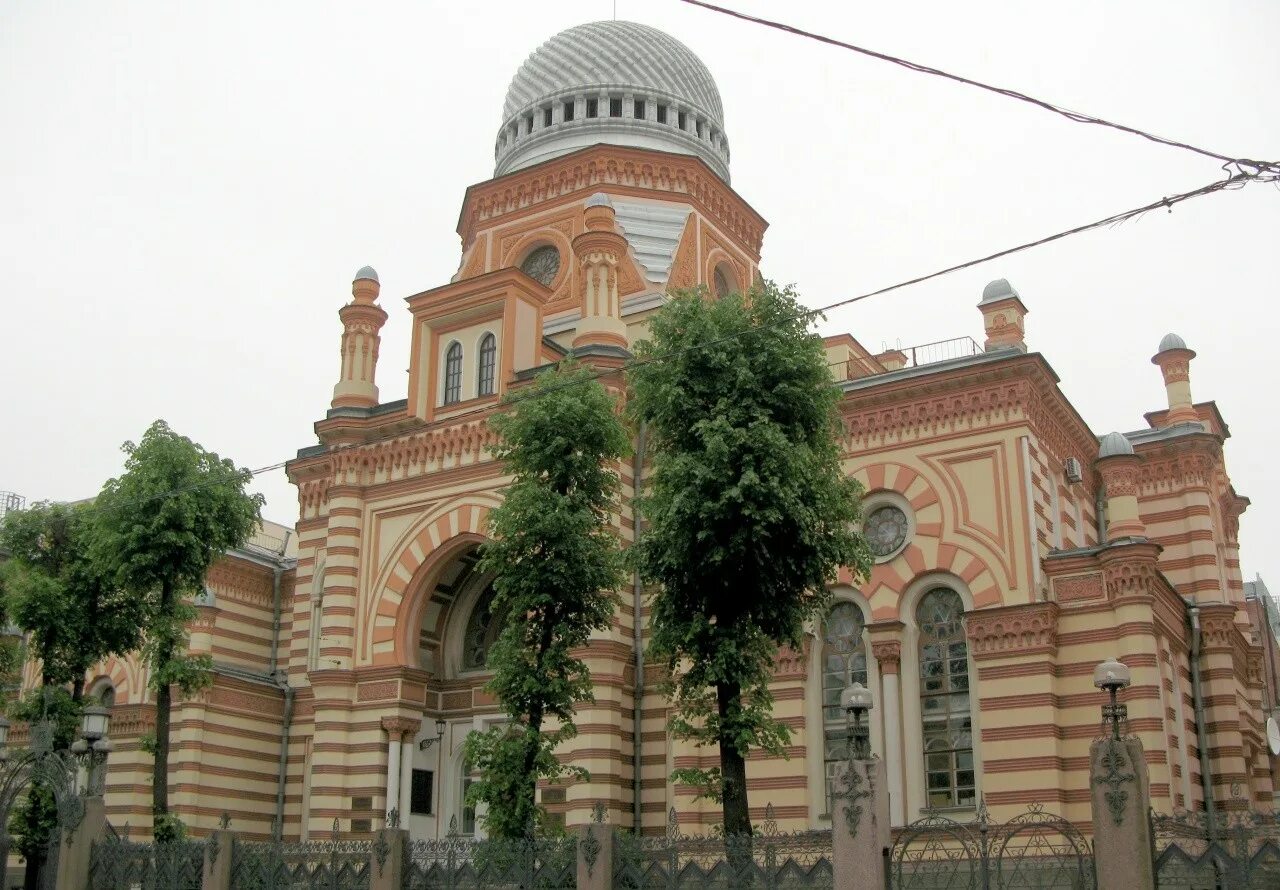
[1064,457,1083,484]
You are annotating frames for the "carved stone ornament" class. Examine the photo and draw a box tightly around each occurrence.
[581,825,602,877]
[374,830,390,876]
[1093,739,1135,826]
[832,758,875,838]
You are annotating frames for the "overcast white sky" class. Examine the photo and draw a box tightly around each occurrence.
[2,1,1277,579]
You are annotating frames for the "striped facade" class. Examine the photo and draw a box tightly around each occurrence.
[23,23,1278,846]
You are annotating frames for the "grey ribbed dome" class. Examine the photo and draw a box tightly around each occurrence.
[354,265,378,283]
[1157,332,1187,352]
[980,278,1019,304]
[585,192,613,208]
[494,21,730,181]
[1098,431,1135,458]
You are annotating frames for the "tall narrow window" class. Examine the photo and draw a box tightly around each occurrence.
[563,101,575,122]
[822,602,868,814]
[543,107,553,127]
[443,342,463,405]
[308,561,325,671]
[477,334,496,397]
[917,588,975,808]
[460,775,476,834]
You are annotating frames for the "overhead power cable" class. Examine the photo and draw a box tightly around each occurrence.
[62,168,1273,519]
[677,0,1280,177]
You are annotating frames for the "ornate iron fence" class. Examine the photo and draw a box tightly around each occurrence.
[889,803,1094,889]
[612,805,833,889]
[229,826,372,890]
[403,832,576,889]
[87,825,205,890]
[1152,808,1280,888]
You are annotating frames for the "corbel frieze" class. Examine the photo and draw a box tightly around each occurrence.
[964,602,1059,660]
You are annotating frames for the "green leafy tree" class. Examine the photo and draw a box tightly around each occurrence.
[0,502,145,699]
[463,362,628,839]
[92,420,263,840]
[628,281,873,837]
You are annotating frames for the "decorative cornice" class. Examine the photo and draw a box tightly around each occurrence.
[870,640,902,674]
[380,715,422,737]
[1096,542,1161,601]
[964,602,1059,660]
[457,145,767,258]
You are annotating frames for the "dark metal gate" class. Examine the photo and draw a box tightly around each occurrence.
[228,825,371,890]
[1152,809,1280,888]
[890,803,1094,889]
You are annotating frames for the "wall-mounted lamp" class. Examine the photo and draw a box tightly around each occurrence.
[419,718,447,751]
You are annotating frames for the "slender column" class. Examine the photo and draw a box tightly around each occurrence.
[385,729,403,816]
[873,640,905,826]
[400,732,416,823]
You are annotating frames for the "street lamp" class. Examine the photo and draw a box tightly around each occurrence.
[841,682,874,760]
[1094,657,1132,740]
[419,718,447,751]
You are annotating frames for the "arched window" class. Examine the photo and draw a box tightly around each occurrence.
[822,601,868,814]
[477,334,496,397]
[89,679,115,708]
[443,342,463,405]
[713,265,733,299]
[462,583,508,671]
[917,588,975,808]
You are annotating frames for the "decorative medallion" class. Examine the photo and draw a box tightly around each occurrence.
[865,505,909,558]
[520,245,561,287]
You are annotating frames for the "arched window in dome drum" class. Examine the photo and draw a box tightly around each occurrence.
[822,601,868,815]
[444,342,463,405]
[917,588,975,808]
[477,334,496,397]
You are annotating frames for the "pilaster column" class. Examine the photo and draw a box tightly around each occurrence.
[332,267,389,409]
[1096,435,1145,541]
[382,717,405,817]
[399,727,417,823]
[1151,336,1198,426]
[871,638,904,826]
[571,194,629,351]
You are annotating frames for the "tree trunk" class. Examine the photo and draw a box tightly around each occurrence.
[152,579,174,834]
[71,675,84,703]
[717,680,754,888]
[716,680,752,835]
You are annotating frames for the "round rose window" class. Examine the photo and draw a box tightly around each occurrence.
[865,505,909,558]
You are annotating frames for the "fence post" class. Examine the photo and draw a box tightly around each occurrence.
[831,758,890,889]
[1090,735,1155,889]
[54,795,106,890]
[202,829,235,890]
[577,821,612,890]
[370,828,408,890]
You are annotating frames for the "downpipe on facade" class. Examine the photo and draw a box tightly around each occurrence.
[632,420,646,833]
[1188,604,1217,836]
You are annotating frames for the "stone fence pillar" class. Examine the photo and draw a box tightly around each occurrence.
[576,820,612,890]
[370,827,409,890]
[54,795,106,890]
[1090,736,1154,890]
[831,757,890,889]
[201,829,234,890]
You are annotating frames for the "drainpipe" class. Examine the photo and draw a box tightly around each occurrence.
[274,683,295,837]
[1188,604,1216,835]
[1095,486,1108,544]
[631,421,646,833]
[268,543,294,838]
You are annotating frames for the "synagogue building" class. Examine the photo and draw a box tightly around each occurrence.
[46,20,1280,839]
